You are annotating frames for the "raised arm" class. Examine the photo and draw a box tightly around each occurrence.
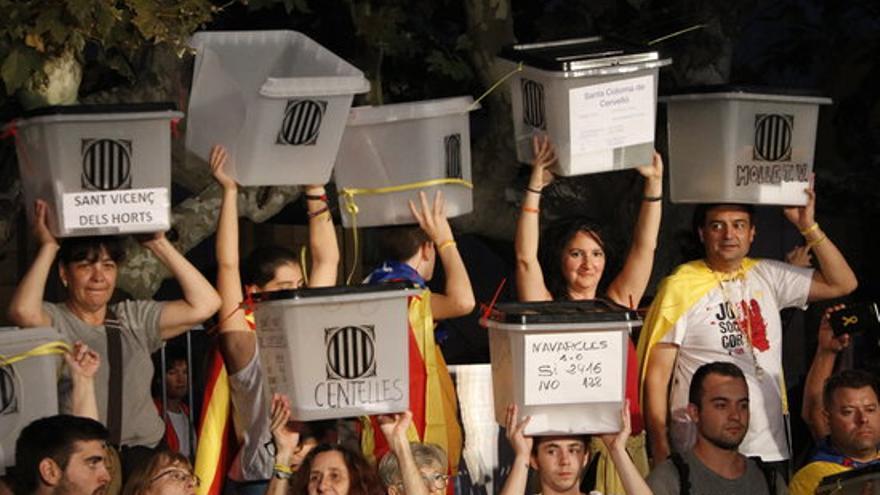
[266,393,301,495]
[600,400,653,495]
[65,341,101,421]
[783,187,858,302]
[209,145,256,374]
[378,411,428,495]
[146,231,221,339]
[644,343,678,464]
[606,152,663,307]
[303,185,339,288]
[802,305,849,440]
[515,135,555,302]
[410,191,475,320]
[499,404,533,495]
[7,200,56,327]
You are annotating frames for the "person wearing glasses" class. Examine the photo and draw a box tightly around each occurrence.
[121,450,198,495]
[376,413,448,495]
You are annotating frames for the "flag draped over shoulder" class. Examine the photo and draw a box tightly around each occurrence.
[635,258,759,400]
[361,263,463,482]
[194,345,232,495]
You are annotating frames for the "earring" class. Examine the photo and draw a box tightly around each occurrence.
[61,279,68,288]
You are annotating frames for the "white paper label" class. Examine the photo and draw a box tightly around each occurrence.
[569,75,655,154]
[62,188,169,232]
[523,331,624,406]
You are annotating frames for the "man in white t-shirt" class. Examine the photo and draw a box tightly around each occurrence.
[639,189,857,471]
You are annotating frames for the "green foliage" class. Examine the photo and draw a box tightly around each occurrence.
[0,0,220,96]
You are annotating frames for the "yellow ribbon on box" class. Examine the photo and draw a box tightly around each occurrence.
[339,178,473,284]
[0,341,71,366]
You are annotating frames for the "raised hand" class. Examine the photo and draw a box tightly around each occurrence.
[599,399,632,452]
[33,200,58,248]
[636,151,664,181]
[783,181,817,231]
[819,304,851,354]
[785,245,813,268]
[529,134,557,189]
[377,410,413,452]
[505,404,533,458]
[209,145,236,191]
[409,191,453,245]
[270,393,300,466]
[65,341,100,379]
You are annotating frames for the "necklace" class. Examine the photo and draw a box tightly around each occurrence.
[712,266,765,379]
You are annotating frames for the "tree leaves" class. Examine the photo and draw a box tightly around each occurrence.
[1,46,42,93]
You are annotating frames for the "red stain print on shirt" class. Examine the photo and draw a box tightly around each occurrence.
[739,299,769,351]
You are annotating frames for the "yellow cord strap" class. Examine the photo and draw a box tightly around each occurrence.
[339,178,474,286]
[0,341,71,366]
[469,62,523,111]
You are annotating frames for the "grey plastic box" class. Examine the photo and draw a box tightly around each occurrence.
[253,284,419,421]
[498,37,670,176]
[186,30,370,186]
[11,103,179,237]
[481,300,638,435]
[334,96,476,228]
[0,327,64,472]
[664,88,832,205]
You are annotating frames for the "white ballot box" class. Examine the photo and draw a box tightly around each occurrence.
[334,96,476,228]
[0,327,64,472]
[187,30,370,186]
[253,284,420,421]
[9,103,179,237]
[498,37,671,176]
[481,300,639,435]
[817,464,880,495]
[664,86,831,205]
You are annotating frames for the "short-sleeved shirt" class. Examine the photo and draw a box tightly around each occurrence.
[647,450,787,495]
[659,260,812,461]
[227,348,274,481]
[45,300,165,447]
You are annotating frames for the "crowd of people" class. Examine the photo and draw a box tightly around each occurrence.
[2,135,878,495]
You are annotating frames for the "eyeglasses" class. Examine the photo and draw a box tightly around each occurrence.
[421,473,450,490]
[149,468,200,487]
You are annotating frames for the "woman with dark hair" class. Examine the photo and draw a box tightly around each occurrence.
[7,200,221,476]
[122,449,198,495]
[514,135,663,493]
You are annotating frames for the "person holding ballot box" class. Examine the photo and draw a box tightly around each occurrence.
[362,190,475,479]
[7,200,221,479]
[500,400,652,495]
[206,145,341,494]
[638,189,858,476]
[514,134,663,493]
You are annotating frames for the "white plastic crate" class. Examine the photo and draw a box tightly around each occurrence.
[253,284,419,421]
[334,96,476,228]
[481,300,638,435]
[10,103,179,237]
[498,37,671,176]
[664,88,831,205]
[0,327,64,472]
[186,30,370,186]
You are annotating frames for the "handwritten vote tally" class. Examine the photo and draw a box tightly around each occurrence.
[9,102,179,237]
[253,283,419,421]
[482,300,639,435]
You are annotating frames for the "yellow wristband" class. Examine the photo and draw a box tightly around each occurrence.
[807,234,827,249]
[273,463,294,474]
[437,240,456,252]
[799,223,820,236]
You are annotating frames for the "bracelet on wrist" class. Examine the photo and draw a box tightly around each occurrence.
[525,186,542,194]
[800,223,820,236]
[643,195,662,202]
[305,193,328,202]
[307,205,330,219]
[522,206,540,214]
[437,239,456,252]
[807,234,827,249]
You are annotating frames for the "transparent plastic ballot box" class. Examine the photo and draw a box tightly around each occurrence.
[186,30,370,186]
[0,327,64,472]
[9,103,179,237]
[334,96,476,228]
[497,37,671,176]
[663,86,832,206]
[253,283,421,421]
[480,299,640,435]
[817,463,880,495]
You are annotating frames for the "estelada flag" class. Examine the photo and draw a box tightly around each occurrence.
[194,345,232,495]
